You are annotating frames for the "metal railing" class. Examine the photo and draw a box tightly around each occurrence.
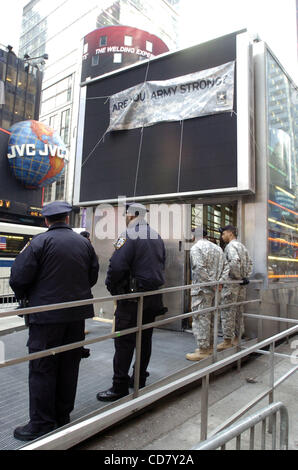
[0,277,12,294]
[0,277,17,307]
[194,402,289,450]
[0,279,262,375]
[1,277,297,450]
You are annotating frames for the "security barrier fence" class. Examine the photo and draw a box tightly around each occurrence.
[0,278,297,450]
[194,402,289,450]
[0,277,17,307]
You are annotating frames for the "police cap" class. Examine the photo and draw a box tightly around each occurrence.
[125,202,148,217]
[219,225,238,236]
[42,201,72,217]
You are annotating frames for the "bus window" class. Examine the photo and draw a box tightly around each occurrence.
[0,233,32,257]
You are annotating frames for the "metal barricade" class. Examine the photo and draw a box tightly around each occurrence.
[0,277,17,306]
[1,278,297,450]
[194,402,289,450]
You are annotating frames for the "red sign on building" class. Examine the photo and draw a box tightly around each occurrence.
[81,26,169,82]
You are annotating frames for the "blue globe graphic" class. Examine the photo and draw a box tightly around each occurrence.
[7,120,67,188]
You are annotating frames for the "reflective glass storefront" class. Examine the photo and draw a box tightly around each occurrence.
[0,48,42,130]
[267,51,298,281]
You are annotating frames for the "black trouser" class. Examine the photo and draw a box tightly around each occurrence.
[112,294,162,392]
[27,321,85,431]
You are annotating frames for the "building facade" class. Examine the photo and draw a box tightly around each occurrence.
[19,0,180,204]
[0,45,42,131]
[81,25,170,82]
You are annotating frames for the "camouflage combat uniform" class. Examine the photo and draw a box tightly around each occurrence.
[221,239,253,340]
[190,239,229,350]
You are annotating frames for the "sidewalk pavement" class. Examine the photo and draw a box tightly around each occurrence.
[0,317,196,450]
[0,306,25,336]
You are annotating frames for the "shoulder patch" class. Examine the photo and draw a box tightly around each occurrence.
[20,240,31,254]
[114,237,126,250]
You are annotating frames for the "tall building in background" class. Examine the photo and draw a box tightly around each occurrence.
[19,0,180,203]
[0,44,42,130]
[297,0,298,57]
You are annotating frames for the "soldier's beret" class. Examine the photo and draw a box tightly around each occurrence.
[42,201,72,217]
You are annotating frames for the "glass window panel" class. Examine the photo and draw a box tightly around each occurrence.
[0,62,6,81]
[267,51,298,282]
[0,232,32,257]
[6,66,17,87]
[113,53,122,63]
[14,97,25,117]
[55,176,65,200]
[100,36,107,46]
[60,108,70,144]
[4,91,14,113]
[43,184,54,203]
[92,55,99,66]
[124,35,133,46]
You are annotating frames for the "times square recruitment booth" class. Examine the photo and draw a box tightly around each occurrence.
[73,31,298,340]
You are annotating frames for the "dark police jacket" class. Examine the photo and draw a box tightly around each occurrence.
[9,223,99,324]
[106,222,166,296]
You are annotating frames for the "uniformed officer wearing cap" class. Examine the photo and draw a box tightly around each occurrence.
[97,203,166,402]
[10,201,99,441]
[217,225,253,351]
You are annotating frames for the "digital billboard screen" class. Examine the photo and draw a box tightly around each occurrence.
[75,30,254,205]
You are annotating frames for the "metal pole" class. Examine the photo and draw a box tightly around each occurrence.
[213,284,219,362]
[268,342,275,433]
[133,296,143,398]
[200,374,209,441]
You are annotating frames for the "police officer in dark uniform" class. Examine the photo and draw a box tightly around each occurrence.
[97,203,166,402]
[10,201,99,441]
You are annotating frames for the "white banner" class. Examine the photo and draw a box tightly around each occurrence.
[108,61,235,131]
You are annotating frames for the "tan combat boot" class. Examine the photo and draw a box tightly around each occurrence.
[217,339,233,351]
[195,346,214,354]
[186,349,212,361]
[232,336,239,346]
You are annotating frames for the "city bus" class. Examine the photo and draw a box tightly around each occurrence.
[0,222,47,297]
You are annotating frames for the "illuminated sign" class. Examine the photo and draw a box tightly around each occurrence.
[27,207,43,217]
[0,200,11,209]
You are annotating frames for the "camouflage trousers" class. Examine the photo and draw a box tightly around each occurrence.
[191,291,216,350]
[220,285,246,340]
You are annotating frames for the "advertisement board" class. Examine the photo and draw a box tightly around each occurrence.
[75,30,254,205]
[0,128,42,217]
[81,26,169,82]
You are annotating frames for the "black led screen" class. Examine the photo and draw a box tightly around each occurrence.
[79,31,243,203]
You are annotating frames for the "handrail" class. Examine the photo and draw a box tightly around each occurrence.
[193,402,289,450]
[0,279,262,319]
[0,275,295,450]
[0,279,262,368]
[0,278,269,450]
[21,326,297,450]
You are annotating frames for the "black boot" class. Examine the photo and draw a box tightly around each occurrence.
[96,387,129,402]
[14,422,56,442]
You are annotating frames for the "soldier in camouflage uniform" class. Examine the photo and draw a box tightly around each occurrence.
[218,225,253,351]
[186,228,229,361]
